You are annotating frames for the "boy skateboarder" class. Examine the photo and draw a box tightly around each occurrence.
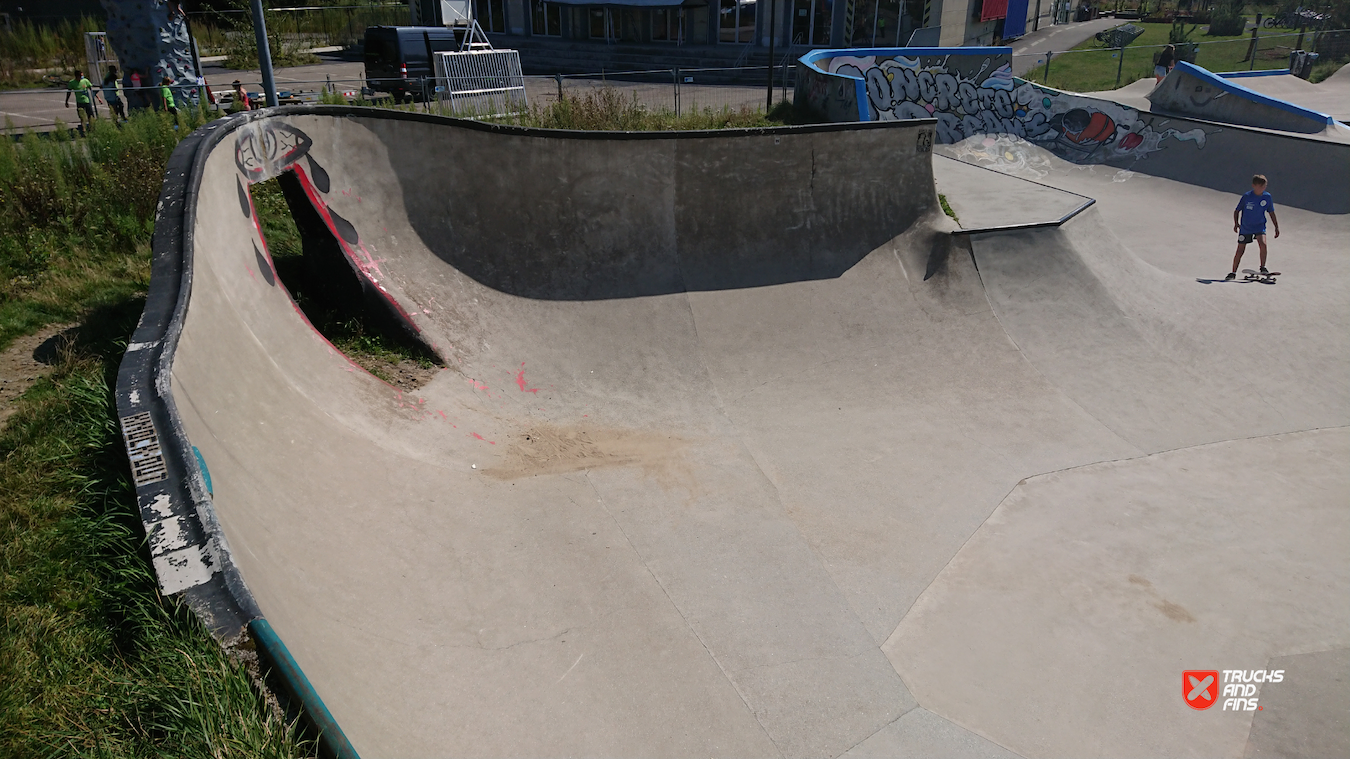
[1228,175,1280,280]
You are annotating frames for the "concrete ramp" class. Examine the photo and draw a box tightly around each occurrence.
[1220,65,1350,123]
[1149,61,1336,133]
[118,107,1348,757]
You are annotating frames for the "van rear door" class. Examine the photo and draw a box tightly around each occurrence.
[363,27,400,86]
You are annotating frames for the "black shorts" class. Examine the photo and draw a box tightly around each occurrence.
[77,102,94,117]
[1237,232,1265,244]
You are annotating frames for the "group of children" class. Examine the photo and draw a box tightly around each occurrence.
[64,66,180,136]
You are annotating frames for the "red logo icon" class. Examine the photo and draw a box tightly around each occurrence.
[1184,670,1220,710]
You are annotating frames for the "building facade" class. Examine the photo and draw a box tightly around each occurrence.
[411,0,1011,51]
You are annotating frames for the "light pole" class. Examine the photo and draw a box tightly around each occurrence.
[766,0,778,110]
[251,0,278,107]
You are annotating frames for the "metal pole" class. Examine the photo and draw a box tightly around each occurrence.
[1115,44,1124,87]
[766,0,777,110]
[1043,50,1052,83]
[250,0,279,106]
[1033,0,1042,31]
[1248,15,1259,70]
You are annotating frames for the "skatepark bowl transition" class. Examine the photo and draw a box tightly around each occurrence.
[117,69,1348,758]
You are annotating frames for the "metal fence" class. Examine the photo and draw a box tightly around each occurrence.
[1016,28,1347,90]
[434,50,527,118]
[0,64,797,132]
[326,64,795,117]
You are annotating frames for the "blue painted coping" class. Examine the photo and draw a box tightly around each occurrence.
[250,618,363,758]
[1173,61,1333,125]
[799,47,1012,122]
[191,446,212,496]
[1218,68,1292,78]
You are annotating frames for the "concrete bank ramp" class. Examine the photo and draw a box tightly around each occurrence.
[1148,61,1337,133]
[119,107,1348,757]
[1224,64,1350,123]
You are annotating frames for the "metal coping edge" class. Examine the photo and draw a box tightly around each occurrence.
[934,153,1098,236]
[951,196,1096,235]
[250,619,363,759]
[1217,68,1292,79]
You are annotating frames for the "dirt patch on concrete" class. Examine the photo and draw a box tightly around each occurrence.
[345,354,439,392]
[0,324,78,430]
[484,422,697,493]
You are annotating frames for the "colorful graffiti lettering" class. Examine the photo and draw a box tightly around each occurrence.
[798,50,1213,165]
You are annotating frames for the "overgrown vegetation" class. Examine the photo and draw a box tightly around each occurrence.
[219,0,321,71]
[0,16,103,90]
[0,107,315,757]
[0,111,199,350]
[321,86,800,131]
[0,306,314,758]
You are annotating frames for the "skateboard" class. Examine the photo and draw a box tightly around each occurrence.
[1242,268,1280,284]
[1195,269,1281,284]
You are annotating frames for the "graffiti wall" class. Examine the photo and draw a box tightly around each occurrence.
[796,47,1212,166]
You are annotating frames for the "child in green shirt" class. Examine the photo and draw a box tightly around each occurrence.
[64,69,95,136]
[160,77,178,117]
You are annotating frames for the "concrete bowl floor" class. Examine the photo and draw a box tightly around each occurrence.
[154,110,1346,757]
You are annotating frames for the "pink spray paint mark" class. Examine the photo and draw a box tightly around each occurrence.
[515,363,540,394]
[469,432,496,444]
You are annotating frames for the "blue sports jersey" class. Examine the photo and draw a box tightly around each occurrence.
[1237,190,1274,234]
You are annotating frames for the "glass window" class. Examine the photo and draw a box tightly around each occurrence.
[720,0,756,42]
[589,6,612,39]
[532,0,562,35]
[653,7,670,40]
[791,0,831,44]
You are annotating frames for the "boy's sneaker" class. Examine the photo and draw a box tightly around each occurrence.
[1260,266,1269,274]
[1225,272,1236,280]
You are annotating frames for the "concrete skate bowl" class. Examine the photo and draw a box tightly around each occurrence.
[118,106,1349,758]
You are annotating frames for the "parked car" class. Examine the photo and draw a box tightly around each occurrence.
[363,26,468,102]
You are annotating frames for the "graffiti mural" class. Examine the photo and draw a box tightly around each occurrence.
[797,48,1214,166]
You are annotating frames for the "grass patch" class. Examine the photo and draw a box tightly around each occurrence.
[0,108,315,756]
[1022,22,1311,92]
[939,193,960,225]
[0,301,315,758]
[1309,53,1350,82]
[250,177,442,387]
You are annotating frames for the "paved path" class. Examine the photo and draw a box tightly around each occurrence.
[1009,16,1122,75]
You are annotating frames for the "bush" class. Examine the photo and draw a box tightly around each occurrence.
[1208,0,1249,35]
